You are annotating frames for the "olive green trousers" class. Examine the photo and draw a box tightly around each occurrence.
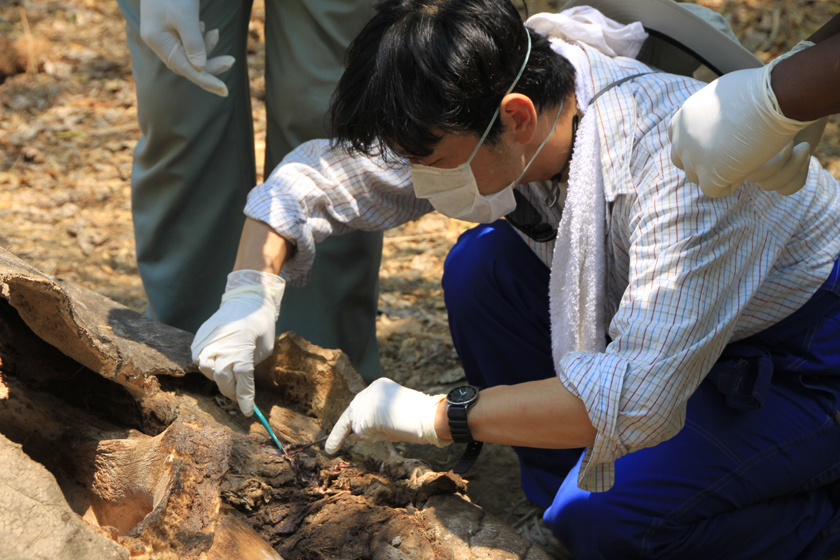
[117,0,382,380]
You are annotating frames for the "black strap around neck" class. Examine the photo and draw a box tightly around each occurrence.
[506,189,558,242]
[589,72,659,105]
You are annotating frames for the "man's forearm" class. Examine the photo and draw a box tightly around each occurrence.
[433,377,597,449]
[232,217,294,275]
[808,11,840,44]
[772,16,840,122]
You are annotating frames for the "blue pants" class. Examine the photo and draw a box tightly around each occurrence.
[443,220,840,560]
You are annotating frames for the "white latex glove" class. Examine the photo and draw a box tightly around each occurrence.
[325,378,451,454]
[668,41,818,197]
[140,0,235,97]
[742,116,827,195]
[191,270,285,416]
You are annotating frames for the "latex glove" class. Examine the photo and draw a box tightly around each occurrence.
[743,116,827,195]
[325,378,451,454]
[191,270,285,416]
[668,41,817,197]
[140,0,235,97]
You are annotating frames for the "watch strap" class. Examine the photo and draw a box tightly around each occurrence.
[448,403,473,443]
[452,441,484,475]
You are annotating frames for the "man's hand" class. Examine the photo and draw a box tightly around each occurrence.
[742,117,827,195]
[668,42,818,197]
[325,378,451,454]
[191,270,285,416]
[140,0,235,97]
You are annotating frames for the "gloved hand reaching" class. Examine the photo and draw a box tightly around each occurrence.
[668,41,821,197]
[191,270,285,416]
[740,116,828,195]
[140,0,235,97]
[325,378,451,454]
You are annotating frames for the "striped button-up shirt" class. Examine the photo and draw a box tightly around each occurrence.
[245,41,840,492]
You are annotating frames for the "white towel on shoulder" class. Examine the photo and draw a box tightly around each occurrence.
[523,10,647,368]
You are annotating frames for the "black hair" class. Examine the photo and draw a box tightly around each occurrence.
[329,0,576,160]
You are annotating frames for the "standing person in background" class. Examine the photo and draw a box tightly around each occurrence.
[116,0,384,382]
[669,11,840,197]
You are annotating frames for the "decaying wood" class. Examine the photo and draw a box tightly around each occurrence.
[0,247,194,399]
[0,246,550,560]
[0,432,129,560]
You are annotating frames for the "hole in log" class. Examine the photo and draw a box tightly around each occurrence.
[0,297,163,535]
[0,298,130,458]
[0,298,144,431]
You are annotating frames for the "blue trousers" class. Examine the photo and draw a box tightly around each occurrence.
[443,220,840,560]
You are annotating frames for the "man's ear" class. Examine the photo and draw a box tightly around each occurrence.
[500,93,537,146]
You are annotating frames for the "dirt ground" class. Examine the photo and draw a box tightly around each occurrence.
[1,0,840,529]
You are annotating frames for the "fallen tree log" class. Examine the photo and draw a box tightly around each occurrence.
[0,246,551,560]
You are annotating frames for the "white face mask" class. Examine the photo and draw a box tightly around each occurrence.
[410,153,517,224]
[410,30,565,223]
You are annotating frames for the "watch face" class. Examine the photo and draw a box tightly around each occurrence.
[447,385,479,405]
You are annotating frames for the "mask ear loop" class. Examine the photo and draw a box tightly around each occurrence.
[465,29,533,166]
[503,100,566,242]
[510,97,564,187]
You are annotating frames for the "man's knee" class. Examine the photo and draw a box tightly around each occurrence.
[545,485,652,559]
[443,224,497,306]
[443,221,523,303]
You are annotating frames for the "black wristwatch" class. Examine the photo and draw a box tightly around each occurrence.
[446,385,483,474]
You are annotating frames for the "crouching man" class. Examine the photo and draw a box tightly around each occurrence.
[193,0,840,557]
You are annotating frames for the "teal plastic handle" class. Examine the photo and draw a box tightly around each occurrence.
[253,404,287,456]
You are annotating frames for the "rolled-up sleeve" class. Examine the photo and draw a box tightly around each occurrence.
[244,140,432,286]
[559,137,792,492]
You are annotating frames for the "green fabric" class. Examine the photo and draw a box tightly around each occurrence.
[118,0,383,381]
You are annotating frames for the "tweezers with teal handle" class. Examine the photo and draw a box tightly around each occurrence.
[253,404,288,457]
